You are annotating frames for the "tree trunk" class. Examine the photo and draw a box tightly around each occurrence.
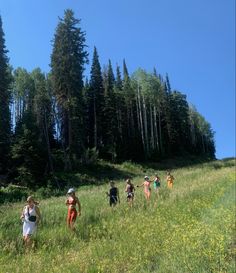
[150,103,154,151]
[142,95,149,156]
[43,108,60,189]
[153,106,159,152]
[137,84,145,154]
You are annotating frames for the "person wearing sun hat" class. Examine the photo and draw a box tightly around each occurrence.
[20,196,41,247]
[137,176,152,200]
[65,188,81,230]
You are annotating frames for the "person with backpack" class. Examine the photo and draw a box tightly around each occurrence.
[125,178,135,207]
[20,196,41,247]
[66,188,81,230]
[106,181,120,207]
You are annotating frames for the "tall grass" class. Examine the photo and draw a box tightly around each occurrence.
[0,159,235,273]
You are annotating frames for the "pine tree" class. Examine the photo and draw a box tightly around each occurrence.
[31,68,57,179]
[0,16,12,174]
[51,9,88,170]
[114,65,126,158]
[10,110,47,188]
[102,60,117,161]
[87,47,104,150]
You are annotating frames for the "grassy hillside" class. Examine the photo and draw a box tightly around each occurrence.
[0,159,235,273]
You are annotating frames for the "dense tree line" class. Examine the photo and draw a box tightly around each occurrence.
[0,10,215,188]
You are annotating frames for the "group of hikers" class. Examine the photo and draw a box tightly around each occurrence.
[107,172,174,207]
[20,172,174,247]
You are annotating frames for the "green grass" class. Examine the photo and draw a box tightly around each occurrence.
[0,159,235,273]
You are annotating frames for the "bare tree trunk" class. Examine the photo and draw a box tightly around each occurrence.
[135,96,141,131]
[130,103,135,137]
[154,106,159,152]
[142,95,149,156]
[137,84,145,154]
[150,103,154,151]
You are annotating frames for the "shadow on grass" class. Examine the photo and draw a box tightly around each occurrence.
[56,162,135,188]
[140,156,221,171]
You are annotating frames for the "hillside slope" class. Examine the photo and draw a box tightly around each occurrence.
[0,159,235,273]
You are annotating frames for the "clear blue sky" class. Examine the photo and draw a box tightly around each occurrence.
[0,0,235,159]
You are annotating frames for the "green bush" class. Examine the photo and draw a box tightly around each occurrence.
[0,185,29,204]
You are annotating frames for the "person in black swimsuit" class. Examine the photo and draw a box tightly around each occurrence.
[106,181,120,207]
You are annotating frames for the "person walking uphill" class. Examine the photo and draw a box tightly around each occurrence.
[166,172,175,189]
[153,174,161,195]
[125,178,135,207]
[20,196,41,247]
[137,176,152,200]
[66,188,81,230]
[106,181,120,207]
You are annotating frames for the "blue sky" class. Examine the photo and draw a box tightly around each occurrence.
[0,0,235,159]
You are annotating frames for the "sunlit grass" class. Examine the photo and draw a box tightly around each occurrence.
[0,159,235,273]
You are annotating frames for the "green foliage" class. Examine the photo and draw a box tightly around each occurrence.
[0,10,216,187]
[0,16,12,174]
[85,47,104,149]
[10,111,47,188]
[83,147,99,165]
[0,185,29,204]
[51,9,88,168]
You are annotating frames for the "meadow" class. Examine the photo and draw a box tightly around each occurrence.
[0,159,235,273]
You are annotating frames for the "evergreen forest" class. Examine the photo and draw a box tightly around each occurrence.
[0,10,215,189]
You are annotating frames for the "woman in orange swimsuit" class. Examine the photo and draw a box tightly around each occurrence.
[66,188,81,230]
[137,176,152,200]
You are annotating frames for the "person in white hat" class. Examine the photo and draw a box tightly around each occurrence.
[65,188,81,230]
[137,176,152,200]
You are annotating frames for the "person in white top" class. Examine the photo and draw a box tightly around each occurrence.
[20,196,41,247]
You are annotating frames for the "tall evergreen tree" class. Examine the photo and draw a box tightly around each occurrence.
[87,47,104,150]
[102,60,117,160]
[10,109,47,188]
[0,16,12,174]
[114,65,126,158]
[31,68,56,178]
[51,9,88,170]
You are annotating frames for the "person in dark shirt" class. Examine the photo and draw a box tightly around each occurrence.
[125,179,135,207]
[106,181,120,207]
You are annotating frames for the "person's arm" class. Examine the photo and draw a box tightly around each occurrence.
[77,198,81,216]
[35,206,41,224]
[117,188,120,203]
[20,207,25,220]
